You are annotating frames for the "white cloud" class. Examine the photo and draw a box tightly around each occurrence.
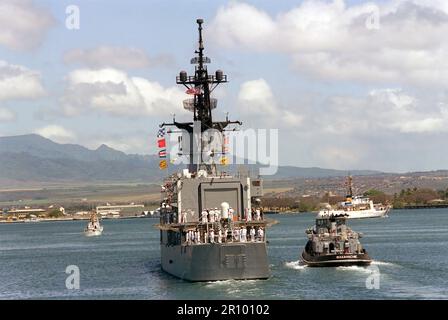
[237,79,303,127]
[0,108,15,122]
[235,81,448,169]
[209,0,448,86]
[281,110,304,127]
[35,125,76,143]
[0,0,54,51]
[355,89,447,133]
[312,145,363,168]
[63,46,172,69]
[61,68,186,116]
[206,0,448,171]
[0,61,46,101]
[304,88,448,135]
[238,79,277,115]
[208,2,276,51]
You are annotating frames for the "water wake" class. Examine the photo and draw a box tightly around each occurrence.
[204,279,260,288]
[284,260,307,270]
[336,265,372,273]
[372,260,395,266]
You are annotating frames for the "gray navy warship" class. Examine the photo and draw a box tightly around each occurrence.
[156,19,270,281]
[301,213,372,267]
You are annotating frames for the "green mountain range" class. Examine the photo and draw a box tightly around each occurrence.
[0,134,381,185]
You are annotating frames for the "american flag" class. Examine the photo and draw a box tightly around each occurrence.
[186,87,201,95]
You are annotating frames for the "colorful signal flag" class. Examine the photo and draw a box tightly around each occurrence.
[157,128,166,138]
[220,156,228,166]
[159,160,167,170]
[157,138,166,148]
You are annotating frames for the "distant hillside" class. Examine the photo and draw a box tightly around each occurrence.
[264,165,380,179]
[0,134,165,184]
[0,134,129,162]
[0,134,383,186]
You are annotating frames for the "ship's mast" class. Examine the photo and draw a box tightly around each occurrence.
[346,175,353,199]
[160,19,241,174]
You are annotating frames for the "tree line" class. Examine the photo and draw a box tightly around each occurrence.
[262,187,448,212]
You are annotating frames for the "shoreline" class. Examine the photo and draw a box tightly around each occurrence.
[0,215,159,224]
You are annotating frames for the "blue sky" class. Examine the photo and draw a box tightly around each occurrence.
[1,0,448,172]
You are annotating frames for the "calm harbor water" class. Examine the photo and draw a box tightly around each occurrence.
[0,209,447,300]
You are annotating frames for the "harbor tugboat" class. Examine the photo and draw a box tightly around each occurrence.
[301,213,372,267]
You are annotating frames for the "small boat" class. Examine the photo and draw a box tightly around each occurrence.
[84,211,103,237]
[301,213,372,267]
[317,175,390,219]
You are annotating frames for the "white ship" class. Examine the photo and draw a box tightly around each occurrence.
[84,211,103,236]
[317,176,390,219]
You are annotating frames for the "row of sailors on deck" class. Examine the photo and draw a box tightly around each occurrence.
[200,207,234,223]
[199,207,263,223]
[185,227,265,245]
[176,206,264,224]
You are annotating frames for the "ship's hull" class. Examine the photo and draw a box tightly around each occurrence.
[318,208,388,219]
[301,250,372,267]
[161,242,270,281]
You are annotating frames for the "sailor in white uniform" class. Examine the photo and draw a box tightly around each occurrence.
[201,210,208,223]
[214,208,220,221]
[204,231,208,243]
[250,227,256,242]
[255,208,261,221]
[186,230,191,244]
[241,227,247,242]
[218,229,222,243]
[209,209,215,223]
[210,229,215,243]
[234,228,239,242]
[257,227,264,241]
[229,207,235,221]
[181,211,187,223]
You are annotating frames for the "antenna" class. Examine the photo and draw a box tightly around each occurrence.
[197,19,204,72]
[346,174,353,198]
